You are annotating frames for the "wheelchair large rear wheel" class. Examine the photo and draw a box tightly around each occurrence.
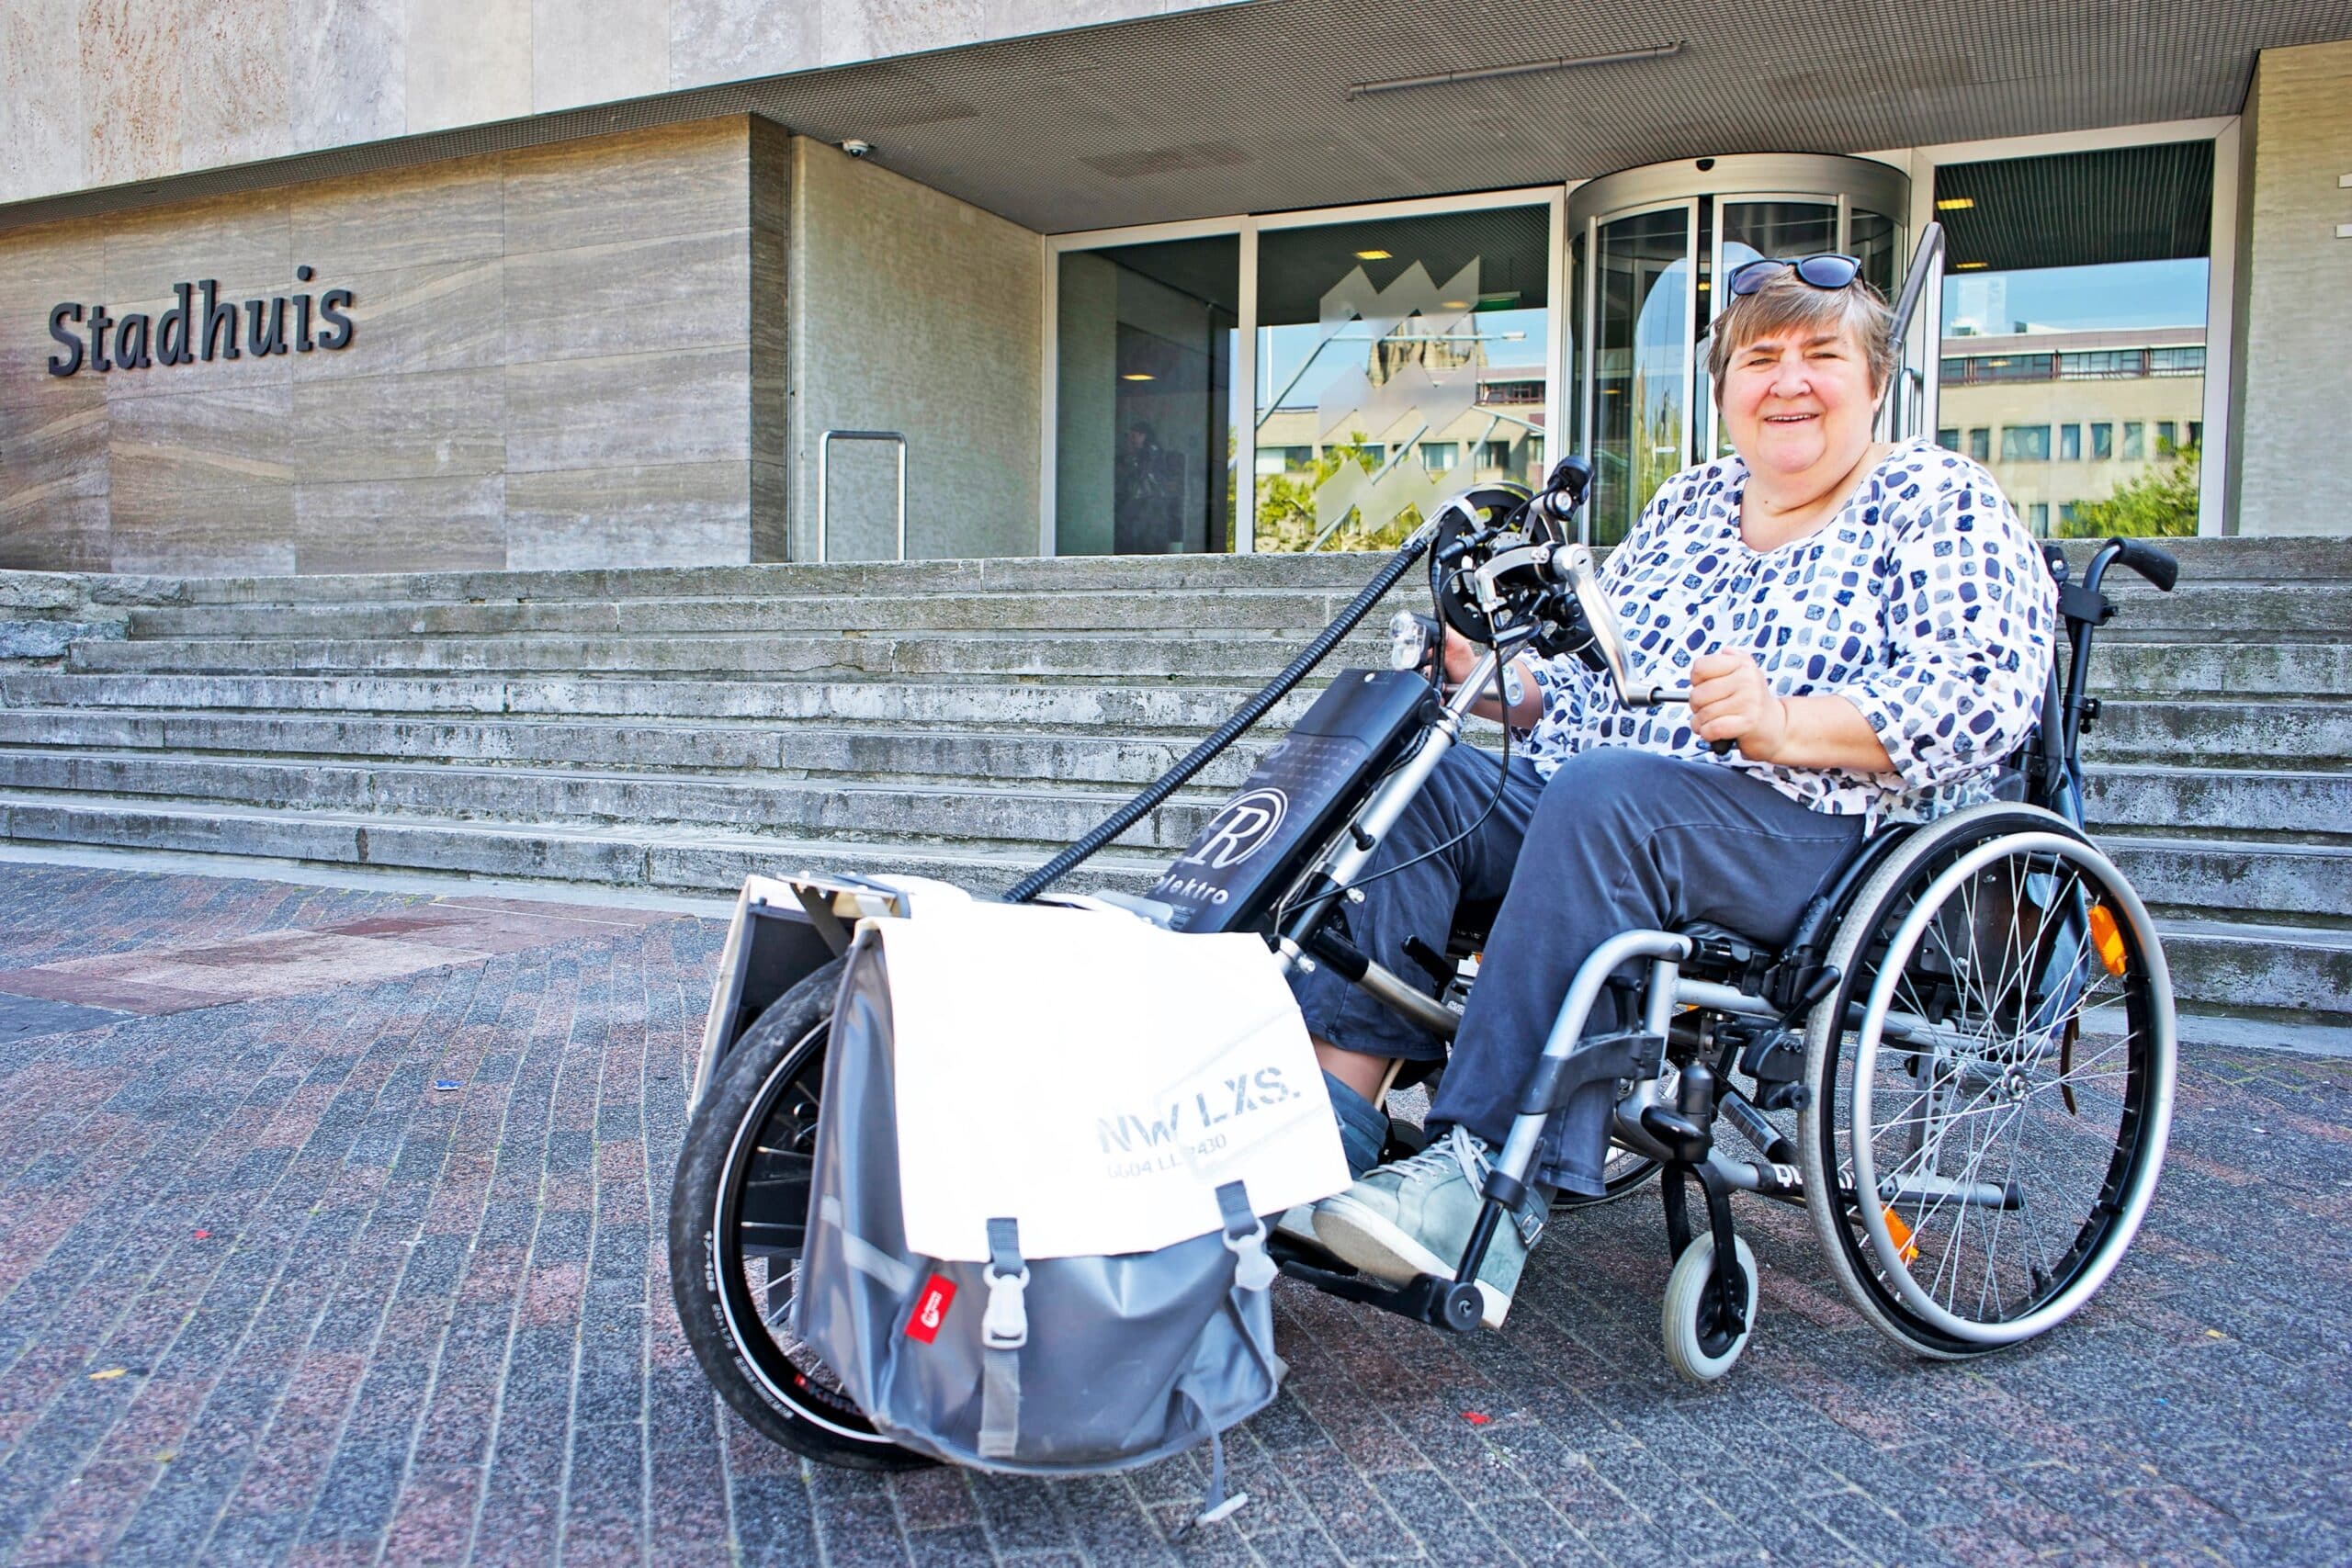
[668,957,930,1470]
[1797,805,2175,1357]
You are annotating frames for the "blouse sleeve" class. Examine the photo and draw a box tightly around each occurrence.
[1839,468,2058,792]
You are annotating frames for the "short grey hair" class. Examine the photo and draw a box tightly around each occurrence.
[1707,265,1899,394]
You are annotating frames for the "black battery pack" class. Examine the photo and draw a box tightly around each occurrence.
[1150,668,1434,934]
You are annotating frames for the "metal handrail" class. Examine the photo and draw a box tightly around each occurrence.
[1877,220,1944,441]
[816,429,908,561]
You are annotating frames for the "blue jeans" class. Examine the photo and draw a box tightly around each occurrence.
[1289,745,1865,1195]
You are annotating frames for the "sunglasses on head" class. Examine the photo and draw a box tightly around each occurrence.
[1726,252,1863,296]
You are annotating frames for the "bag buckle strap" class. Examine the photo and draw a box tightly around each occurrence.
[982,1216,1030,1349]
[1214,1179,1276,1292]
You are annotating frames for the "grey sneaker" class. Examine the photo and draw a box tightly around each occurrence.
[1311,1126,1545,1328]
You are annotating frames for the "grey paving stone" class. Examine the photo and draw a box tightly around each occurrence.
[2,862,2348,1564]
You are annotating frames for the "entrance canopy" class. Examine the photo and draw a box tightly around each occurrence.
[678,0,2326,234]
[5,0,2343,238]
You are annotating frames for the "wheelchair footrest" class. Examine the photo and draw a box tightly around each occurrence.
[1273,1256,1484,1334]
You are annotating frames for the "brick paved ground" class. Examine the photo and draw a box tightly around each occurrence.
[0,861,2346,1567]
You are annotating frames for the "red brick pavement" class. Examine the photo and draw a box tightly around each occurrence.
[0,862,2346,1565]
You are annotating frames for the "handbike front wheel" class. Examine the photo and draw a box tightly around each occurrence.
[1799,806,2176,1357]
[668,957,931,1470]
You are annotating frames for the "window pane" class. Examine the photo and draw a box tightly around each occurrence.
[1939,427,1961,450]
[1420,442,1457,471]
[2001,425,2052,462]
[1254,205,1552,552]
[2029,502,2050,534]
[1057,236,1239,555]
[1969,428,1990,462]
[1936,141,2209,536]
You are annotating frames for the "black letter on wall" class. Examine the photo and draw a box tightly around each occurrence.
[157,282,195,365]
[315,288,356,351]
[198,279,241,361]
[47,303,84,377]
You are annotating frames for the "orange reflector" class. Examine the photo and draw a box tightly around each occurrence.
[2087,903,2129,977]
[1882,1206,1921,1264]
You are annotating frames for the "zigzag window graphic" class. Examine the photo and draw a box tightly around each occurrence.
[1304,259,1487,539]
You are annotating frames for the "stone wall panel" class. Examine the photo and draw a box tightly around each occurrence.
[286,256,506,383]
[503,120,746,255]
[180,0,293,173]
[673,1,818,99]
[76,0,182,188]
[107,383,295,499]
[288,0,407,152]
[406,0,532,135]
[533,0,672,113]
[505,345,750,472]
[1,117,773,571]
[0,0,87,203]
[0,492,110,572]
[289,366,506,483]
[503,230,748,364]
[105,189,290,300]
[294,472,507,571]
[505,460,749,569]
[107,482,297,576]
[288,153,502,275]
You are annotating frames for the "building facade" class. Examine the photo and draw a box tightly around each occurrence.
[3,1,2348,575]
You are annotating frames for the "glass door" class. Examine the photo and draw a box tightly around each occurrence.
[1568,153,1911,541]
[1588,203,1694,545]
[1054,236,1239,555]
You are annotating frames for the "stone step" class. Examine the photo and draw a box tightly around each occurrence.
[2081,763,2352,839]
[2077,582,2352,642]
[0,793,1170,898]
[165,552,1395,607]
[123,586,1401,641]
[119,574,2348,645]
[0,710,1286,790]
[0,671,1325,728]
[65,630,1396,682]
[2105,836,2352,924]
[2083,698,2352,767]
[142,536,2352,610]
[2055,536,2352,583]
[2154,919,2352,1019]
[2088,641,2352,698]
[0,750,1228,853]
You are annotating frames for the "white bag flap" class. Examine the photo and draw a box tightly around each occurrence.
[876,900,1351,1263]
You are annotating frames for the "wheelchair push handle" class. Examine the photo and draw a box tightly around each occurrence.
[2107,537,2179,593]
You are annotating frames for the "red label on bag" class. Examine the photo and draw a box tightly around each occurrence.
[905,1276,956,1344]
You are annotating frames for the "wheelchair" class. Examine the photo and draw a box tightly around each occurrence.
[668,457,2179,1469]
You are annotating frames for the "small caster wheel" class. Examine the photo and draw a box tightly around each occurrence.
[1661,1233,1758,1382]
[1439,1281,1483,1334]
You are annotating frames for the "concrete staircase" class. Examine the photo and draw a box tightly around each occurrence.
[3,541,2344,1032]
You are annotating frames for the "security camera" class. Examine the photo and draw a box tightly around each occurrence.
[839,139,875,159]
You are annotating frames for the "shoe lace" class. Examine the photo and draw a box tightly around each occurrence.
[1389,1125,1491,1190]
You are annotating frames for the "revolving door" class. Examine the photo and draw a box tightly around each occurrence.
[1567,154,1913,542]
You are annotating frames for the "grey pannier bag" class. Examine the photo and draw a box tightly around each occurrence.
[793,931,1287,1518]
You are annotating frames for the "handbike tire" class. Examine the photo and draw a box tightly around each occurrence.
[667,956,933,1471]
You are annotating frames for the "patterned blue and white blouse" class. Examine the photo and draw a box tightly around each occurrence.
[1520,439,2058,827]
